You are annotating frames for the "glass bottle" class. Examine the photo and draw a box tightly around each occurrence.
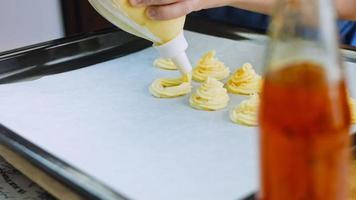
[259,0,351,199]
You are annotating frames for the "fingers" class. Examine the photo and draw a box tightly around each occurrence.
[129,0,179,7]
[147,0,199,20]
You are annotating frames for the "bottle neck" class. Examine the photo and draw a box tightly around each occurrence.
[265,0,343,81]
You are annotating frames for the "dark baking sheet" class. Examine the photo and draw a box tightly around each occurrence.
[0,28,153,200]
[0,17,355,200]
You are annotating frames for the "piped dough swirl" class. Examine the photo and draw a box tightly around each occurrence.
[230,94,259,126]
[190,77,229,111]
[226,63,262,95]
[153,58,177,70]
[192,51,230,82]
[149,74,191,98]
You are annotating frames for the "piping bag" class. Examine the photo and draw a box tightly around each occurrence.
[88,0,192,75]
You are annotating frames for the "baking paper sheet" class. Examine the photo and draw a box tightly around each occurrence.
[0,31,354,200]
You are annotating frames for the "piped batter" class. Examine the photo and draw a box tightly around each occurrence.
[226,63,262,95]
[230,94,259,126]
[190,77,229,111]
[192,51,230,82]
[149,74,191,98]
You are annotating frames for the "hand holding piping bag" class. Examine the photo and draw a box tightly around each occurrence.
[129,0,235,20]
[88,0,192,75]
[89,0,356,75]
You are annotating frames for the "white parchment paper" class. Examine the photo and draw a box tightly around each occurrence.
[0,31,354,200]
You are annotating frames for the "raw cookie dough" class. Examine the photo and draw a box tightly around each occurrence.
[149,74,191,98]
[192,50,230,82]
[190,77,229,111]
[350,97,356,124]
[226,63,262,95]
[153,58,177,70]
[230,94,259,126]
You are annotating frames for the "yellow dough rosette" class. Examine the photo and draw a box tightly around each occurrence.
[349,96,356,124]
[149,74,191,98]
[230,94,259,126]
[190,77,229,111]
[192,50,230,82]
[226,63,262,95]
[153,58,177,70]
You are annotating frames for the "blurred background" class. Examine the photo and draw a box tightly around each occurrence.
[0,0,114,53]
[0,0,62,52]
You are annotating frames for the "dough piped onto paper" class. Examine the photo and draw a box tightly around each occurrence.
[153,58,177,70]
[190,77,229,111]
[149,74,191,98]
[230,94,259,126]
[226,63,262,95]
[193,50,230,82]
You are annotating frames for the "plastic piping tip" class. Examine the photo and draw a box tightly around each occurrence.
[153,32,192,74]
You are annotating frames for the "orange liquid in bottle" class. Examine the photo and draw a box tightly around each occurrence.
[259,61,351,200]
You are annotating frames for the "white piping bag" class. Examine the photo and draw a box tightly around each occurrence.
[88,0,192,74]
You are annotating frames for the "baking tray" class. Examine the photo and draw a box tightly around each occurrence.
[0,28,152,200]
[0,17,355,200]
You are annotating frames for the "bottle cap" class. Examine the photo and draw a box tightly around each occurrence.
[153,32,192,74]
